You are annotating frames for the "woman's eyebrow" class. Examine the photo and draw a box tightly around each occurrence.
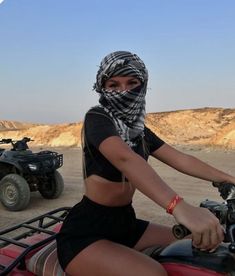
[108,79,117,82]
[106,79,119,84]
[127,78,139,81]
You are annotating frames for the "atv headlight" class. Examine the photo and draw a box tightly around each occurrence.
[28,163,39,171]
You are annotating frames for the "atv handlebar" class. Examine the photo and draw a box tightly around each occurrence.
[0,137,34,150]
[172,224,191,239]
[0,138,12,144]
[172,182,235,252]
[0,137,33,144]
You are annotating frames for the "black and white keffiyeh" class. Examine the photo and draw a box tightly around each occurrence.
[93,51,148,146]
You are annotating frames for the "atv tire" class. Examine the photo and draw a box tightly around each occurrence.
[38,171,64,199]
[0,174,30,211]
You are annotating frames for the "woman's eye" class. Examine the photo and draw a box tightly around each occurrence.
[109,84,117,88]
[107,84,118,89]
[129,79,141,85]
[128,81,140,88]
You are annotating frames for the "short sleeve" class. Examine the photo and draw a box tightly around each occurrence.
[84,107,120,148]
[144,126,165,153]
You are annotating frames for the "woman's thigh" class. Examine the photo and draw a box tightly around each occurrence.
[134,223,176,251]
[65,239,167,276]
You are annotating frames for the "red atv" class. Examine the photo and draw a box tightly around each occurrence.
[0,183,235,276]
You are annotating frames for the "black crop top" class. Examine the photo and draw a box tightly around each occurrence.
[83,106,165,182]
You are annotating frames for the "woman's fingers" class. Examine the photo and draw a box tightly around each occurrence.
[216,224,225,244]
[208,226,224,252]
[192,221,224,250]
[193,230,210,249]
[192,232,202,247]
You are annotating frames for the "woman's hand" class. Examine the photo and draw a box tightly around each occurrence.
[172,200,224,250]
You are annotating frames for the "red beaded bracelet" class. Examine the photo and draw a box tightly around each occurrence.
[166,195,183,214]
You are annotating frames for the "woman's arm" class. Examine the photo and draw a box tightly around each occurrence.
[99,136,225,250]
[152,143,235,184]
[99,136,176,209]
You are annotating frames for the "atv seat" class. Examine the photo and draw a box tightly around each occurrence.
[27,241,67,276]
[26,235,162,276]
[0,233,50,259]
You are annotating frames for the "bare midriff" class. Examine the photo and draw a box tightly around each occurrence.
[84,175,135,206]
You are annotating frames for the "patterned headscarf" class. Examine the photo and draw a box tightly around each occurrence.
[94,51,148,146]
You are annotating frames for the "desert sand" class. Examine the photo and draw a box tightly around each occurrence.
[0,146,234,230]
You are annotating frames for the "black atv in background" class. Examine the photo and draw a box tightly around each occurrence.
[0,137,64,211]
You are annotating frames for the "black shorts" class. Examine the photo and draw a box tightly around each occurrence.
[56,195,149,271]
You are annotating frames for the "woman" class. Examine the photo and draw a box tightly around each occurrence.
[57,51,235,276]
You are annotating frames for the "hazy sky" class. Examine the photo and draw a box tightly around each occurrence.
[1,0,234,124]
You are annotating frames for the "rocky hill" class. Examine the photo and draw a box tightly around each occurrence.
[145,108,235,149]
[0,108,234,149]
[0,120,38,131]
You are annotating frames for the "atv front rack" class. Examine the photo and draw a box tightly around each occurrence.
[17,151,63,174]
[0,207,71,275]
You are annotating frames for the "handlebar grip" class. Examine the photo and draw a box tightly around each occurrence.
[212,181,235,200]
[172,224,191,239]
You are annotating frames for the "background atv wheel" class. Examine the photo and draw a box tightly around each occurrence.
[0,174,30,211]
[38,171,64,199]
